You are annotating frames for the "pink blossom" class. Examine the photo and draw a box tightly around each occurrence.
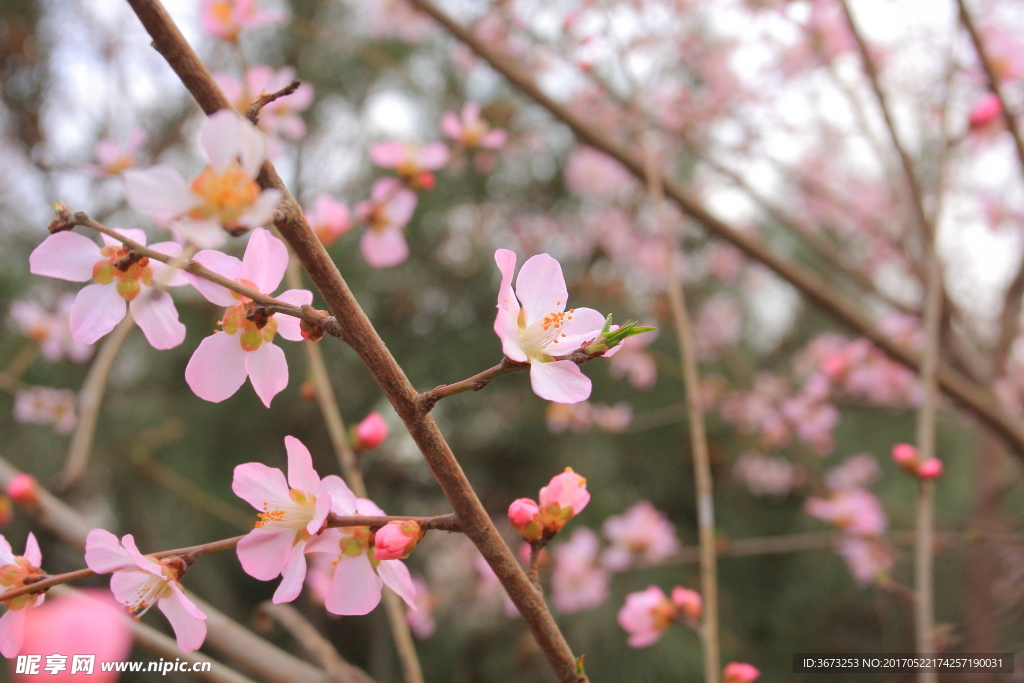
[441,103,507,150]
[732,452,803,498]
[369,140,450,189]
[723,662,761,683]
[355,178,418,268]
[969,93,1002,130]
[183,229,312,407]
[805,488,886,537]
[538,468,590,532]
[305,194,351,247]
[124,110,282,248]
[232,436,348,603]
[9,295,94,363]
[835,536,893,585]
[508,498,543,542]
[200,0,286,41]
[366,0,433,42]
[6,475,38,507]
[13,387,77,435]
[671,587,702,622]
[918,459,943,480]
[551,527,609,614]
[85,129,146,177]
[617,586,677,647]
[0,533,45,657]
[17,590,132,682]
[493,249,611,403]
[215,66,314,141]
[405,576,436,639]
[305,497,417,616]
[593,402,632,432]
[891,443,918,468]
[979,25,1024,83]
[84,529,206,653]
[601,501,680,571]
[373,520,423,561]
[352,411,389,451]
[825,454,880,491]
[546,402,593,433]
[29,229,188,348]
[564,146,634,198]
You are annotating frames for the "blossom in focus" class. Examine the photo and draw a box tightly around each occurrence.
[305,194,351,247]
[406,575,436,638]
[6,475,38,508]
[724,662,761,683]
[124,110,282,248]
[538,468,590,533]
[354,178,418,268]
[232,436,346,603]
[305,497,417,616]
[601,501,680,571]
[551,527,609,614]
[84,529,206,653]
[29,229,188,348]
[617,586,677,648]
[369,140,450,189]
[215,66,315,141]
[85,129,146,177]
[805,488,886,537]
[968,93,1002,130]
[493,249,613,403]
[17,590,132,682]
[441,103,507,150]
[183,229,312,407]
[508,498,543,542]
[0,533,45,657]
[373,520,423,561]
[351,412,388,451]
[9,295,94,363]
[13,387,77,436]
[200,0,285,41]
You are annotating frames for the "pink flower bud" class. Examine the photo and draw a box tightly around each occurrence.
[671,586,702,621]
[969,93,1002,130]
[352,412,388,451]
[509,498,544,542]
[917,458,943,480]
[373,520,423,560]
[891,443,918,468]
[538,468,591,533]
[724,662,761,683]
[7,474,39,507]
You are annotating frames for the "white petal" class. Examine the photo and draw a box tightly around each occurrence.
[124,166,196,220]
[202,110,243,174]
[184,250,243,306]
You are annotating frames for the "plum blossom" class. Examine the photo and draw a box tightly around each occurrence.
[724,662,761,683]
[539,468,590,533]
[305,497,417,616]
[183,229,312,407]
[601,501,680,571]
[351,411,389,451]
[9,295,94,363]
[617,586,679,648]
[732,451,803,498]
[84,129,145,177]
[551,527,609,614]
[305,194,351,247]
[825,454,880,491]
[0,533,45,657]
[232,436,347,604]
[493,249,613,403]
[509,499,543,542]
[13,387,77,435]
[124,110,282,248]
[369,140,450,189]
[918,459,943,480]
[355,178,418,268]
[215,66,315,141]
[564,146,634,198]
[969,93,1002,130]
[84,530,206,653]
[200,0,285,41]
[805,488,886,537]
[29,229,187,348]
[373,520,423,560]
[442,103,507,150]
[835,536,893,586]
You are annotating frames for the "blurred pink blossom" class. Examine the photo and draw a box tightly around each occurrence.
[805,488,886,537]
[608,329,658,391]
[442,103,507,150]
[724,662,761,683]
[551,527,609,614]
[9,295,94,363]
[601,501,680,571]
[215,65,314,141]
[617,586,676,648]
[564,146,634,198]
[84,129,145,177]
[369,141,450,190]
[200,0,285,41]
[13,387,77,436]
[968,93,1003,130]
[825,454,880,491]
[835,536,893,586]
[732,452,803,498]
[0,533,45,657]
[406,576,437,638]
[355,178,418,268]
[305,194,351,247]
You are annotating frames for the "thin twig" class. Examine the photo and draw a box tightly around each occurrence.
[245,79,301,125]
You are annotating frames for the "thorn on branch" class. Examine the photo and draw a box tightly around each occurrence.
[473,379,491,391]
[246,79,302,125]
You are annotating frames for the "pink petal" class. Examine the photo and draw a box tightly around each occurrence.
[168,581,207,620]
[173,218,226,249]
[159,585,208,653]
[481,129,508,149]
[355,498,386,516]
[237,117,267,178]
[441,112,461,139]
[274,289,313,341]
[547,306,606,354]
[304,527,343,554]
[308,491,333,536]
[516,253,568,326]
[184,250,243,306]
[462,102,481,123]
[318,475,358,516]
[494,249,526,362]
[417,142,450,170]
[237,189,283,229]
[386,188,418,228]
[284,435,320,492]
[324,554,383,616]
[369,141,409,169]
[232,462,291,511]
[101,228,147,248]
[236,528,295,580]
[120,534,165,576]
[29,232,101,282]
[23,533,41,567]
[148,242,190,287]
[239,229,288,294]
[202,110,243,174]
[110,569,154,605]
[124,166,196,220]
[130,290,186,350]
[0,606,27,657]
[529,360,592,404]
[185,331,249,403]
[377,560,417,609]
[272,542,307,604]
[360,228,409,268]
[245,341,289,408]
[84,529,133,573]
[69,284,126,345]
[370,177,403,202]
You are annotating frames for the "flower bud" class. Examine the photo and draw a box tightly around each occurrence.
[969,93,1002,130]
[300,380,317,402]
[373,520,423,560]
[891,443,918,469]
[917,458,943,480]
[7,474,39,507]
[352,412,388,451]
[671,586,702,621]
[538,468,590,533]
[509,498,544,542]
[724,662,760,683]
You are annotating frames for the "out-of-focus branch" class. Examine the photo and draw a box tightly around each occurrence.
[257,602,376,683]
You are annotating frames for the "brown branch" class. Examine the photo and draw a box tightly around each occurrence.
[257,602,375,683]
[245,79,301,124]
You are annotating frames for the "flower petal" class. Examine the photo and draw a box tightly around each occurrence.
[159,584,208,653]
[274,289,313,341]
[284,435,320,492]
[101,229,147,248]
[232,462,291,511]
[529,360,592,404]
[109,568,154,606]
[546,306,606,354]
[245,341,289,408]
[23,533,41,568]
[0,606,27,657]
[236,528,295,581]
[237,189,282,229]
[319,475,358,516]
[185,332,249,403]
[120,534,165,576]
[360,228,408,268]
[173,219,226,249]
[377,560,417,609]
[239,229,288,294]
[304,527,343,554]
[238,117,268,178]
[148,242,190,287]
[130,290,186,350]
[124,166,196,221]
[417,142,450,170]
[369,141,409,168]
[84,529,133,573]
[29,232,100,282]
[69,284,126,345]
[516,253,568,326]
[272,542,307,604]
[493,249,526,362]
[184,250,243,306]
[308,491,332,536]
[201,110,242,174]
[324,554,383,616]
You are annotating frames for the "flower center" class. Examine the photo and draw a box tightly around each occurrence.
[189,163,260,227]
[124,573,172,618]
[650,599,679,631]
[516,307,575,360]
[219,278,279,351]
[0,558,45,611]
[255,488,317,537]
[92,246,153,302]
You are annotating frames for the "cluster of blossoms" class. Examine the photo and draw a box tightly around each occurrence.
[732,451,806,498]
[617,584,701,647]
[509,468,592,542]
[546,400,632,433]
